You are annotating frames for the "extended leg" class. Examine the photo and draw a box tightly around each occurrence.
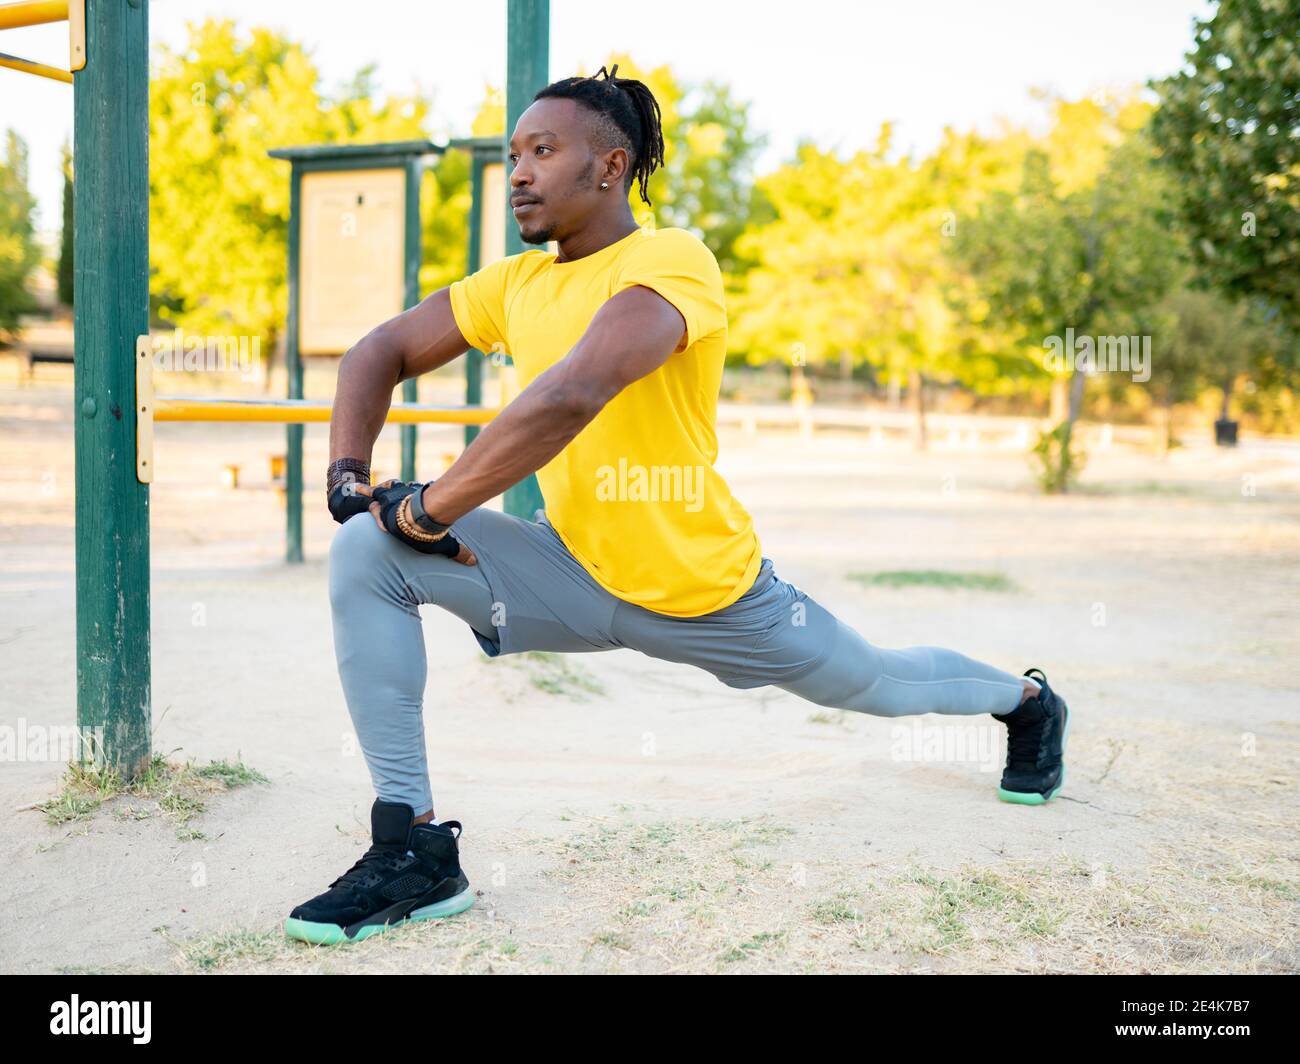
[612,558,1028,718]
[777,608,1026,718]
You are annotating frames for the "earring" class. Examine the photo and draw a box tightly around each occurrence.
[599,181,609,190]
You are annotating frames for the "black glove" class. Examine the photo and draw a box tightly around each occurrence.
[370,481,464,557]
[327,479,376,525]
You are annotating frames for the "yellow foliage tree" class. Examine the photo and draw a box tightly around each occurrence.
[148,20,430,369]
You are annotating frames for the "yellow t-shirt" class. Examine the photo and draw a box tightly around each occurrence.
[448,225,762,617]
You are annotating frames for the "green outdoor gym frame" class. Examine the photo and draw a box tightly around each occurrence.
[11,0,553,777]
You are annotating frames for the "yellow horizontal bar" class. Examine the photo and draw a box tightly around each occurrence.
[68,0,82,71]
[0,0,67,31]
[0,49,72,82]
[155,397,501,426]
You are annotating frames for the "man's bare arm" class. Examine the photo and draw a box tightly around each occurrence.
[329,288,473,468]
[415,284,688,525]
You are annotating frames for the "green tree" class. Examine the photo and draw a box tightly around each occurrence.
[657,79,768,276]
[730,124,1026,447]
[1133,286,1295,446]
[1147,290,1235,452]
[1232,304,1300,431]
[420,148,472,295]
[1149,0,1300,330]
[951,98,1187,489]
[728,141,893,373]
[57,140,73,308]
[0,129,39,339]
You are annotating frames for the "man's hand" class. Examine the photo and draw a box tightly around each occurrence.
[328,480,376,525]
[355,480,478,566]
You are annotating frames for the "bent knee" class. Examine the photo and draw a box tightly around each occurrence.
[329,515,402,604]
[330,512,388,563]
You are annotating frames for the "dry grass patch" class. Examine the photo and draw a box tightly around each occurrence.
[35,753,268,841]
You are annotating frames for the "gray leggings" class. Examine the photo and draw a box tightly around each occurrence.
[329,507,1027,816]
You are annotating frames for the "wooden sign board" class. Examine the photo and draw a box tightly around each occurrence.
[299,168,405,355]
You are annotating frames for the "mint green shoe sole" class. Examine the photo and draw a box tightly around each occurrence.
[998,701,1071,805]
[283,886,475,946]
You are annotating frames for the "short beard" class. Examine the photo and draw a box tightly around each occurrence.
[520,222,555,245]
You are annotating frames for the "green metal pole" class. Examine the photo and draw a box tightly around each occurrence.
[503,0,548,520]
[464,151,484,448]
[73,0,151,778]
[399,157,422,481]
[285,163,304,563]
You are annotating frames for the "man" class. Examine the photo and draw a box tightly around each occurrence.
[283,66,1070,947]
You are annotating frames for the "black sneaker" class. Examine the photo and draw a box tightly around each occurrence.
[991,668,1070,805]
[284,798,474,945]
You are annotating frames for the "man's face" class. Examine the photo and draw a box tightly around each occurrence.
[508,98,609,245]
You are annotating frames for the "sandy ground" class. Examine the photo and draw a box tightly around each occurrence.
[1,374,1297,974]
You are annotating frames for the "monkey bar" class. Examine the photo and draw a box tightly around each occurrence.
[0,0,84,82]
[133,351,509,483]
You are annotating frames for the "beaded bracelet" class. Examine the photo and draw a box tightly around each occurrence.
[395,494,449,543]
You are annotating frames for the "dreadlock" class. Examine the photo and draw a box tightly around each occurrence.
[534,63,666,207]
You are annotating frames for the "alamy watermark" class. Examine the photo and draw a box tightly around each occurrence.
[1042,328,1150,383]
[595,458,706,512]
[50,995,150,1043]
[890,721,1004,773]
[137,329,261,381]
[0,720,106,763]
